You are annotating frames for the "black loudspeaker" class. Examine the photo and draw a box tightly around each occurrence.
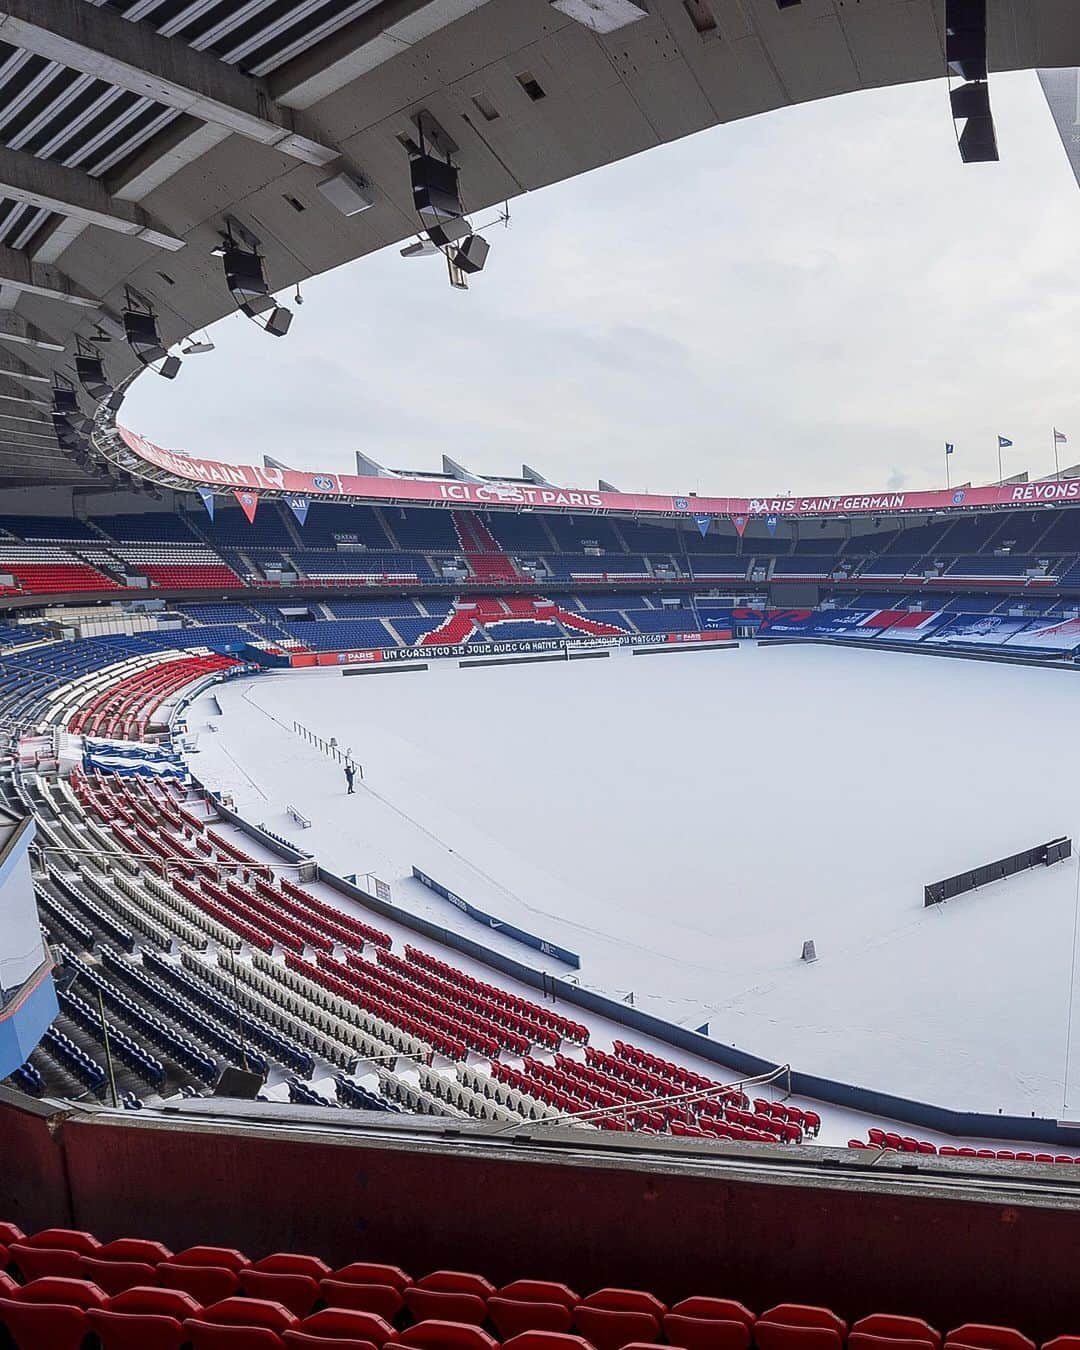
[213,1066,264,1099]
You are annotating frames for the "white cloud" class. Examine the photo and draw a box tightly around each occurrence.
[124,70,1080,496]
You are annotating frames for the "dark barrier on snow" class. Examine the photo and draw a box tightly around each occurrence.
[925,837,1071,906]
[411,867,580,968]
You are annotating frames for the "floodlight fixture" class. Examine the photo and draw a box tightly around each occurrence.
[122,289,182,379]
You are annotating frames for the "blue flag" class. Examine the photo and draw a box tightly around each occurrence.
[694,514,711,538]
[285,494,310,528]
[196,485,215,520]
[945,443,954,455]
[765,514,779,536]
[998,436,1013,448]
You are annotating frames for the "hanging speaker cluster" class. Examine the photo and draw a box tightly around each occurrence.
[946,0,998,163]
[122,290,182,380]
[217,220,293,337]
[406,117,491,288]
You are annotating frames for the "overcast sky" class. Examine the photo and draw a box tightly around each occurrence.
[124,70,1080,499]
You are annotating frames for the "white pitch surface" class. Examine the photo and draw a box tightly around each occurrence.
[191,643,1080,1120]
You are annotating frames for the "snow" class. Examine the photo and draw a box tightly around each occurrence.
[189,642,1080,1121]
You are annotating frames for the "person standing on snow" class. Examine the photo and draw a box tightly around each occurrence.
[345,762,355,794]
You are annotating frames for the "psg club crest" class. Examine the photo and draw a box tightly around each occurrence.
[952,490,966,505]
[312,475,335,491]
[673,497,690,510]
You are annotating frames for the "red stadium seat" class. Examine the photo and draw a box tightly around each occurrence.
[1043,1339,1080,1350]
[664,1299,755,1350]
[159,1261,241,1305]
[284,1308,399,1349]
[0,1276,108,1350]
[321,1264,411,1319]
[756,1306,847,1350]
[574,1290,665,1350]
[852,1315,940,1348]
[86,1286,202,1350]
[490,1282,579,1339]
[171,1247,250,1272]
[946,1327,1035,1350]
[9,1229,102,1280]
[503,1336,596,1350]
[80,1256,160,1295]
[100,1239,173,1263]
[184,1295,299,1350]
[0,1224,25,1246]
[239,1259,330,1319]
[851,1337,942,1350]
[403,1272,488,1323]
[390,1320,499,1350]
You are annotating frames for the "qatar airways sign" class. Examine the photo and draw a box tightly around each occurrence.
[117,425,1080,520]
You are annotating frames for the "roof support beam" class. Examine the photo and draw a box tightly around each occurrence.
[0,144,184,250]
[271,0,492,110]
[0,0,339,166]
[0,242,101,309]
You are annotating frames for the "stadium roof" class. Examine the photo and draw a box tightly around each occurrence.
[1,0,1078,490]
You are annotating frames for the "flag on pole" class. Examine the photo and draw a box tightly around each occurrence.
[998,436,1013,448]
[285,494,310,528]
[195,485,215,520]
[1055,429,1068,444]
[233,488,259,524]
[945,443,954,455]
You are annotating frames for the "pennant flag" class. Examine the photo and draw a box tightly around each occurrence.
[285,494,310,528]
[196,485,215,520]
[998,435,1013,448]
[731,513,747,538]
[945,443,954,456]
[765,514,779,536]
[233,488,259,524]
[694,514,711,538]
[1055,428,1068,444]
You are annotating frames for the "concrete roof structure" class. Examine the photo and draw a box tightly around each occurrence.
[0,0,1077,488]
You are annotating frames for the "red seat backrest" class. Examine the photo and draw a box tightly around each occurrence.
[99,1239,173,1264]
[946,1327,1035,1350]
[574,1306,661,1350]
[329,1264,411,1291]
[249,1254,331,1280]
[755,1326,844,1350]
[238,1272,321,1318]
[24,1229,101,1254]
[80,1256,159,1296]
[850,1336,942,1350]
[761,1307,848,1336]
[404,1288,488,1326]
[669,1298,755,1328]
[158,1262,240,1305]
[106,1286,202,1317]
[0,1296,91,1350]
[499,1283,579,1310]
[502,1336,596,1350]
[0,1224,25,1246]
[579,1290,666,1317]
[198,1297,298,1331]
[284,1334,377,1350]
[414,1271,495,1298]
[15,1277,109,1308]
[852,1315,941,1348]
[183,1321,289,1350]
[87,1306,191,1350]
[391,1318,499,1350]
[299,1309,395,1346]
[664,1316,751,1350]
[319,1279,404,1319]
[172,1247,249,1272]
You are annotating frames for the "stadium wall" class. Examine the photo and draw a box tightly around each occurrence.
[1,1089,1079,1339]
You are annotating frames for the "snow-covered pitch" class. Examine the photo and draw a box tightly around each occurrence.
[191,642,1080,1120]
